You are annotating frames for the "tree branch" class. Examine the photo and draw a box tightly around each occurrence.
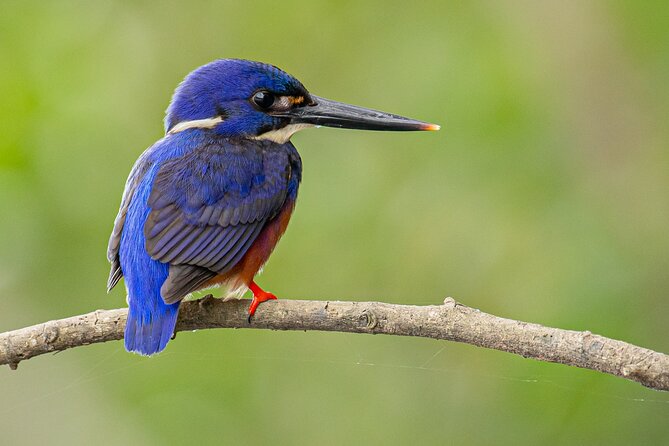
[1,297,667,391]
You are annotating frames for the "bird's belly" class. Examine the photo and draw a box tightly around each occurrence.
[205,197,296,296]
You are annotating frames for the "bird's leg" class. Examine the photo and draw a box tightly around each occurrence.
[247,281,277,323]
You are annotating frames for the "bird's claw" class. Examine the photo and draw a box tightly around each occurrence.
[247,282,277,323]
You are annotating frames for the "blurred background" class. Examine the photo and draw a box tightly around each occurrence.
[1,1,668,444]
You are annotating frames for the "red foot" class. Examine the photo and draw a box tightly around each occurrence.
[248,281,277,323]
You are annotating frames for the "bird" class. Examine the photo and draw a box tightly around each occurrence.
[107,59,439,355]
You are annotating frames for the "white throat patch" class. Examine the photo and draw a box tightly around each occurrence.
[253,123,314,144]
[167,116,224,135]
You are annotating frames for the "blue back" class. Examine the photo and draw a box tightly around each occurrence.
[111,130,301,355]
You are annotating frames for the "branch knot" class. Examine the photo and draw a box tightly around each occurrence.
[360,309,378,330]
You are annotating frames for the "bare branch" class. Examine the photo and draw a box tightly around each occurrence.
[1,297,667,391]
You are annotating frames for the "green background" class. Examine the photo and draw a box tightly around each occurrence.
[1,1,668,444]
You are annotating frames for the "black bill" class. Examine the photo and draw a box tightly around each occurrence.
[275,95,440,132]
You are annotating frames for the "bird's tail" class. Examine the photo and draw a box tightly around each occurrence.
[125,291,180,356]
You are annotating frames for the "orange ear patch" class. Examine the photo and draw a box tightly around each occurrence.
[289,96,305,105]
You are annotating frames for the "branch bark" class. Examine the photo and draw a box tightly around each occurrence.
[1,297,667,391]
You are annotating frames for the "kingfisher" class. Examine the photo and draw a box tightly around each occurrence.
[107,59,438,355]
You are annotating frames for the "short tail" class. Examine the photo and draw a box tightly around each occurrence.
[125,294,180,356]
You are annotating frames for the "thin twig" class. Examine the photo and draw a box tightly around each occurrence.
[1,297,667,391]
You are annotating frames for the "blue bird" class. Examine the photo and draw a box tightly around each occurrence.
[107,59,438,355]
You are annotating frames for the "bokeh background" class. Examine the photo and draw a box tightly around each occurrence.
[1,1,668,444]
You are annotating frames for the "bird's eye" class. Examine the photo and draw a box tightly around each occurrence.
[252,91,276,109]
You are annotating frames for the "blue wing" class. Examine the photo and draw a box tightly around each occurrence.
[144,138,294,303]
[107,134,298,304]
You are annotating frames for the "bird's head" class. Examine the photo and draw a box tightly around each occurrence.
[165,59,439,142]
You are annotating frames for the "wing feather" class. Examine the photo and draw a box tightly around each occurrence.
[144,139,293,302]
[106,157,152,292]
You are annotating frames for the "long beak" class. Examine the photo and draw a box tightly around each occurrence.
[274,95,439,132]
